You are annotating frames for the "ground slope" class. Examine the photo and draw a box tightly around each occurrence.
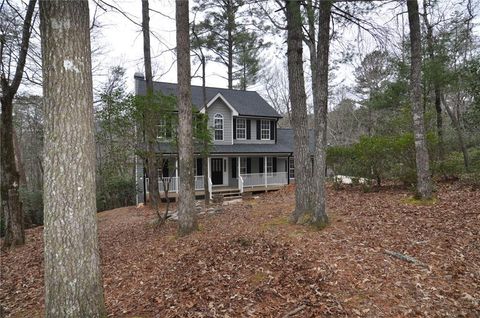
[1,183,479,317]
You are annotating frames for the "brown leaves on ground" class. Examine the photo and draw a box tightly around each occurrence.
[1,182,479,317]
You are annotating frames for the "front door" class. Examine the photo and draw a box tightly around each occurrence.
[211,158,223,185]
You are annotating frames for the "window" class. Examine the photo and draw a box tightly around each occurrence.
[214,113,223,141]
[157,118,167,139]
[240,157,247,174]
[267,157,273,175]
[289,157,295,179]
[261,119,270,140]
[236,118,246,139]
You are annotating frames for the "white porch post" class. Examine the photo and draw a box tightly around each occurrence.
[207,157,211,181]
[264,156,268,188]
[207,157,213,199]
[175,159,178,192]
[237,156,241,191]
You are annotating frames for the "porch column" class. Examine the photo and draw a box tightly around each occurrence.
[238,156,241,192]
[264,156,268,188]
[207,157,211,181]
[175,159,179,193]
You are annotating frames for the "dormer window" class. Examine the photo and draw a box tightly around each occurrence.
[214,113,224,141]
[236,118,246,140]
[261,120,270,140]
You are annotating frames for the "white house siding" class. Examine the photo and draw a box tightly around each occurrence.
[207,99,232,145]
[234,118,275,145]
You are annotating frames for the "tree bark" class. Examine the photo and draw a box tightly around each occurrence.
[1,0,36,248]
[422,0,445,163]
[286,0,314,223]
[40,1,106,316]
[201,57,210,205]
[227,1,234,89]
[141,0,161,211]
[311,0,331,228]
[407,0,433,199]
[176,0,197,236]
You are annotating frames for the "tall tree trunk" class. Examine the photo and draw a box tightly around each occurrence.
[407,0,433,199]
[311,0,331,228]
[227,32,233,89]
[286,0,313,223]
[176,0,197,236]
[40,1,106,316]
[142,0,161,211]
[13,130,28,188]
[13,129,33,227]
[422,0,445,163]
[1,98,24,247]
[1,0,36,248]
[201,57,210,205]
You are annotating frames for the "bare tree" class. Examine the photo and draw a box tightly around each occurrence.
[422,0,445,163]
[407,0,433,199]
[286,0,314,224]
[40,0,106,316]
[311,0,331,228]
[141,0,161,212]
[191,20,210,205]
[1,0,37,248]
[176,0,197,236]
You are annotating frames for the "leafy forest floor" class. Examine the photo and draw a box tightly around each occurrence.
[1,182,480,317]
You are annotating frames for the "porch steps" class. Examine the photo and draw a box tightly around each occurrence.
[212,188,242,200]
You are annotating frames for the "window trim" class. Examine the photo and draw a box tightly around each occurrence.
[214,113,224,141]
[261,119,271,140]
[236,118,247,140]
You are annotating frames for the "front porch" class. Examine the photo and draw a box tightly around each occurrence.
[146,155,291,199]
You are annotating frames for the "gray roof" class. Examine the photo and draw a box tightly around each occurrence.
[135,79,282,118]
[210,129,294,154]
[155,129,314,155]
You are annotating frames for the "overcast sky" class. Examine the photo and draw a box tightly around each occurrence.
[11,0,480,106]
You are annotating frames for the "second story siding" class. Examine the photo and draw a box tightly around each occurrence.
[234,118,276,145]
[207,98,232,145]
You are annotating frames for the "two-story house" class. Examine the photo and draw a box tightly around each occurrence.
[134,73,297,203]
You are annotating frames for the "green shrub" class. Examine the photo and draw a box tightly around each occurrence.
[327,133,438,186]
[97,175,136,212]
[435,148,480,178]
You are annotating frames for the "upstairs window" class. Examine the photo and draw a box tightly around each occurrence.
[236,118,246,140]
[261,119,270,140]
[214,113,223,141]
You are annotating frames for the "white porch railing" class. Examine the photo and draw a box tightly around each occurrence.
[145,176,205,193]
[195,176,205,190]
[267,172,288,185]
[240,172,288,189]
[240,173,264,187]
[146,172,288,195]
[159,177,178,193]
